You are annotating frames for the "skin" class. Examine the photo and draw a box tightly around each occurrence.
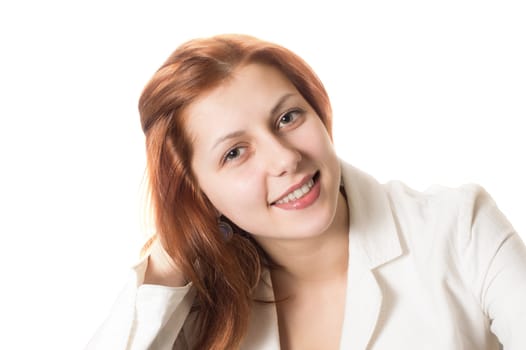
[186,63,344,242]
[146,63,350,349]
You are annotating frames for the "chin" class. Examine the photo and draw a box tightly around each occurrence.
[283,209,339,240]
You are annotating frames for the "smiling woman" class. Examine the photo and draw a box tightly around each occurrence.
[86,34,526,350]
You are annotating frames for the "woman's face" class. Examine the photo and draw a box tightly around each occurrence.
[186,63,342,241]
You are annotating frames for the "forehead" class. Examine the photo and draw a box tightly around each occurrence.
[189,63,295,114]
[184,63,298,135]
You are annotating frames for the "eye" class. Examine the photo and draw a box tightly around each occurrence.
[223,146,246,163]
[277,109,302,129]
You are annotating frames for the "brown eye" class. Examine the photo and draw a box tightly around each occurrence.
[277,110,301,129]
[223,147,246,163]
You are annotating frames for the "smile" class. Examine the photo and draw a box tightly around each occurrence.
[275,178,315,204]
[271,171,321,210]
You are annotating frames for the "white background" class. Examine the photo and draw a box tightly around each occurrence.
[0,1,524,348]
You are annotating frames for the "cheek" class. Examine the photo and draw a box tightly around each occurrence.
[296,120,335,158]
[202,172,263,217]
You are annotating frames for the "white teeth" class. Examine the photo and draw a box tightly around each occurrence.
[275,178,315,205]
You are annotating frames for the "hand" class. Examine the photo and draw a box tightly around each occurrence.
[143,238,187,287]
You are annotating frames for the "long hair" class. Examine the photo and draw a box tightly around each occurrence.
[138,34,332,349]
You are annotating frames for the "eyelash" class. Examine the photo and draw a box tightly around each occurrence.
[222,146,247,163]
[277,109,303,129]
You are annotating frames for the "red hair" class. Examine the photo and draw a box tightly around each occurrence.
[138,34,332,349]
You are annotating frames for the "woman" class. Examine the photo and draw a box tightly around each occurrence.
[88,34,526,349]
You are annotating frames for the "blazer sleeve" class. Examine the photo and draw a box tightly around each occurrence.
[458,185,526,349]
[85,256,195,350]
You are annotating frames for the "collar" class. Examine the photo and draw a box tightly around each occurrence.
[339,160,403,350]
[340,160,403,268]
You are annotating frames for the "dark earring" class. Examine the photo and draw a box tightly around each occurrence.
[218,218,233,240]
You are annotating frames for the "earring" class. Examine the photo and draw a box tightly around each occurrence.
[218,218,233,240]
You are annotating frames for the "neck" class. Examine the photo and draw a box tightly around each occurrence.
[258,193,349,286]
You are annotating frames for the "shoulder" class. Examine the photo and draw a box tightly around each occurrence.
[385,178,498,219]
[384,180,513,237]
[385,179,488,212]
[340,161,492,220]
[340,160,517,261]
[383,179,516,268]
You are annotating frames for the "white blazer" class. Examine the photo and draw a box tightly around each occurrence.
[87,162,526,349]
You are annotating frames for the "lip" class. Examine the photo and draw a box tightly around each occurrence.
[270,171,321,210]
[270,171,319,205]
[271,172,317,204]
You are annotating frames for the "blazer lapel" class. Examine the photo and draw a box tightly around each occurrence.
[339,162,403,350]
[340,253,383,349]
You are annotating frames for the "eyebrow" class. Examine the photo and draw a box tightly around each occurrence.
[211,130,246,151]
[211,92,297,151]
[270,93,296,117]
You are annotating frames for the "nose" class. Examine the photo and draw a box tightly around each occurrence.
[259,134,301,177]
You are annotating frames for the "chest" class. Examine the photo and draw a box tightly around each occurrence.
[275,283,347,350]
